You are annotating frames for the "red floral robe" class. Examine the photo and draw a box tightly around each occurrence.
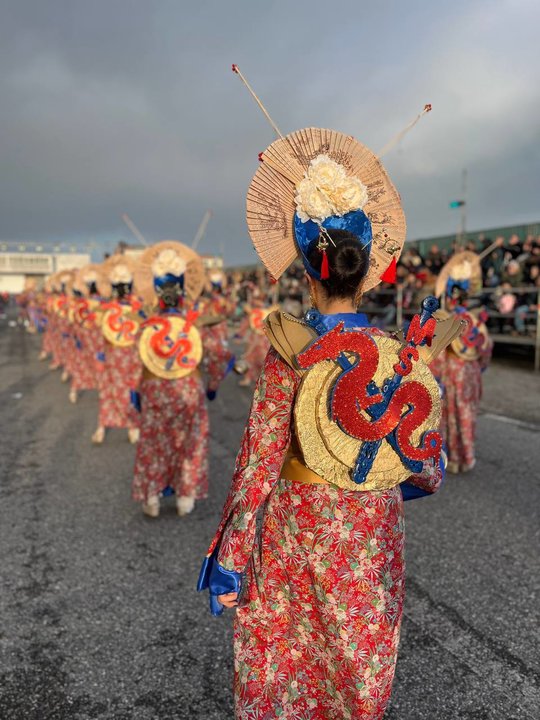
[430,342,492,472]
[97,343,142,429]
[207,347,441,719]
[69,325,99,392]
[132,325,233,502]
[238,316,269,384]
[41,308,55,357]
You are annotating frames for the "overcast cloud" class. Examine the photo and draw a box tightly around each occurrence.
[0,0,539,263]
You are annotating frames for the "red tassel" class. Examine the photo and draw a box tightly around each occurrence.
[380,257,397,283]
[321,250,330,280]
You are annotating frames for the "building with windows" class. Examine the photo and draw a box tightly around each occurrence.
[0,249,91,293]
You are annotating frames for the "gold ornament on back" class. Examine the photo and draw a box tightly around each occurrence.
[294,335,440,491]
[102,305,140,347]
[139,314,203,380]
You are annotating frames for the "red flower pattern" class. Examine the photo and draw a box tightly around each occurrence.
[207,346,441,719]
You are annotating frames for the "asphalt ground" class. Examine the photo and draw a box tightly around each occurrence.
[0,319,539,720]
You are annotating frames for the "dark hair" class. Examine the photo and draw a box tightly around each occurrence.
[306,229,370,299]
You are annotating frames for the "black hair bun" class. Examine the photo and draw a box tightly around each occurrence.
[306,229,370,299]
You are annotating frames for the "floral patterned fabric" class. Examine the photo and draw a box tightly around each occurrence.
[430,347,490,472]
[132,374,209,501]
[239,317,270,385]
[207,347,441,719]
[69,327,99,392]
[97,343,142,429]
[132,323,233,502]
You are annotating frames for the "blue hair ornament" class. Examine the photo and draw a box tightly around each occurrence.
[153,273,185,292]
[293,209,373,280]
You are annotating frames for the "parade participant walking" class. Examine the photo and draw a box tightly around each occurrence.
[92,254,142,445]
[199,70,456,720]
[68,264,106,404]
[431,252,493,473]
[51,270,76,381]
[131,241,233,517]
[203,268,234,347]
[235,287,275,387]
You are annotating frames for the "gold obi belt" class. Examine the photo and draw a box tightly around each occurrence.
[280,455,331,487]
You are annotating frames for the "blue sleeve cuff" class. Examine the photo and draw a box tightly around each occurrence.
[96,351,105,362]
[130,389,141,412]
[400,481,431,501]
[197,548,242,617]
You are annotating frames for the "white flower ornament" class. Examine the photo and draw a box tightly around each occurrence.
[295,154,369,224]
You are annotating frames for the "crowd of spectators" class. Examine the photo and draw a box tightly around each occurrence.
[226,234,540,336]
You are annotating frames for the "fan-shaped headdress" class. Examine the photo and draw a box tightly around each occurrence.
[133,240,205,306]
[100,254,139,298]
[435,251,483,301]
[73,264,108,297]
[233,65,431,291]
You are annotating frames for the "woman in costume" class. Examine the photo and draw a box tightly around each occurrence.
[92,254,142,445]
[39,276,59,363]
[235,287,275,387]
[68,265,105,404]
[53,270,76,382]
[431,252,493,473]
[199,70,457,720]
[131,242,234,518]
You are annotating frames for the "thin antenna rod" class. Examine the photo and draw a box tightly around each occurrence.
[121,213,148,247]
[378,104,432,158]
[192,210,212,250]
[477,239,500,261]
[232,64,284,139]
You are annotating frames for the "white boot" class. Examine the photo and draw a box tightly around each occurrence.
[61,369,69,383]
[69,388,78,404]
[176,496,195,517]
[92,426,105,444]
[128,428,140,444]
[142,495,160,518]
[39,351,47,361]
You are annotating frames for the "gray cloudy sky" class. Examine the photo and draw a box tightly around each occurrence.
[1,0,539,264]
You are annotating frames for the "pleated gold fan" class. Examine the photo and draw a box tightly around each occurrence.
[246,127,406,291]
[435,251,483,299]
[416,310,467,365]
[133,240,205,306]
[73,264,107,297]
[99,254,140,299]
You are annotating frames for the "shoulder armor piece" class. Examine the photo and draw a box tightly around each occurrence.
[264,310,317,374]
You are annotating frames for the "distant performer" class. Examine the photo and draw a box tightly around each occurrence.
[431,251,493,473]
[67,264,105,404]
[92,254,142,445]
[235,287,276,387]
[198,77,457,720]
[131,241,233,518]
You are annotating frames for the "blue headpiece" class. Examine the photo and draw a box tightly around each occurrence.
[446,277,470,297]
[293,209,373,280]
[153,273,185,293]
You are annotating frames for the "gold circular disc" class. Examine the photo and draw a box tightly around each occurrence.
[294,335,441,491]
[139,315,203,379]
[102,306,140,347]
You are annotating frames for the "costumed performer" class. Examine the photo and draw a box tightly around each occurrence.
[430,251,493,473]
[198,68,461,720]
[68,264,106,404]
[92,254,142,445]
[131,241,234,518]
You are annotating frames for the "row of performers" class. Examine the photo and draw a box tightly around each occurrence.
[32,242,276,517]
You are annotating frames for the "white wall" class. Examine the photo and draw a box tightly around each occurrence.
[0,274,25,294]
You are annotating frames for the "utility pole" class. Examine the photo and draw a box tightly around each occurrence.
[460,168,467,248]
[449,168,468,250]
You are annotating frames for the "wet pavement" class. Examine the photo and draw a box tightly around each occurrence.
[0,319,539,719]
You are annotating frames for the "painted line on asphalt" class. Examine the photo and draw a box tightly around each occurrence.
[480,412,540,432]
